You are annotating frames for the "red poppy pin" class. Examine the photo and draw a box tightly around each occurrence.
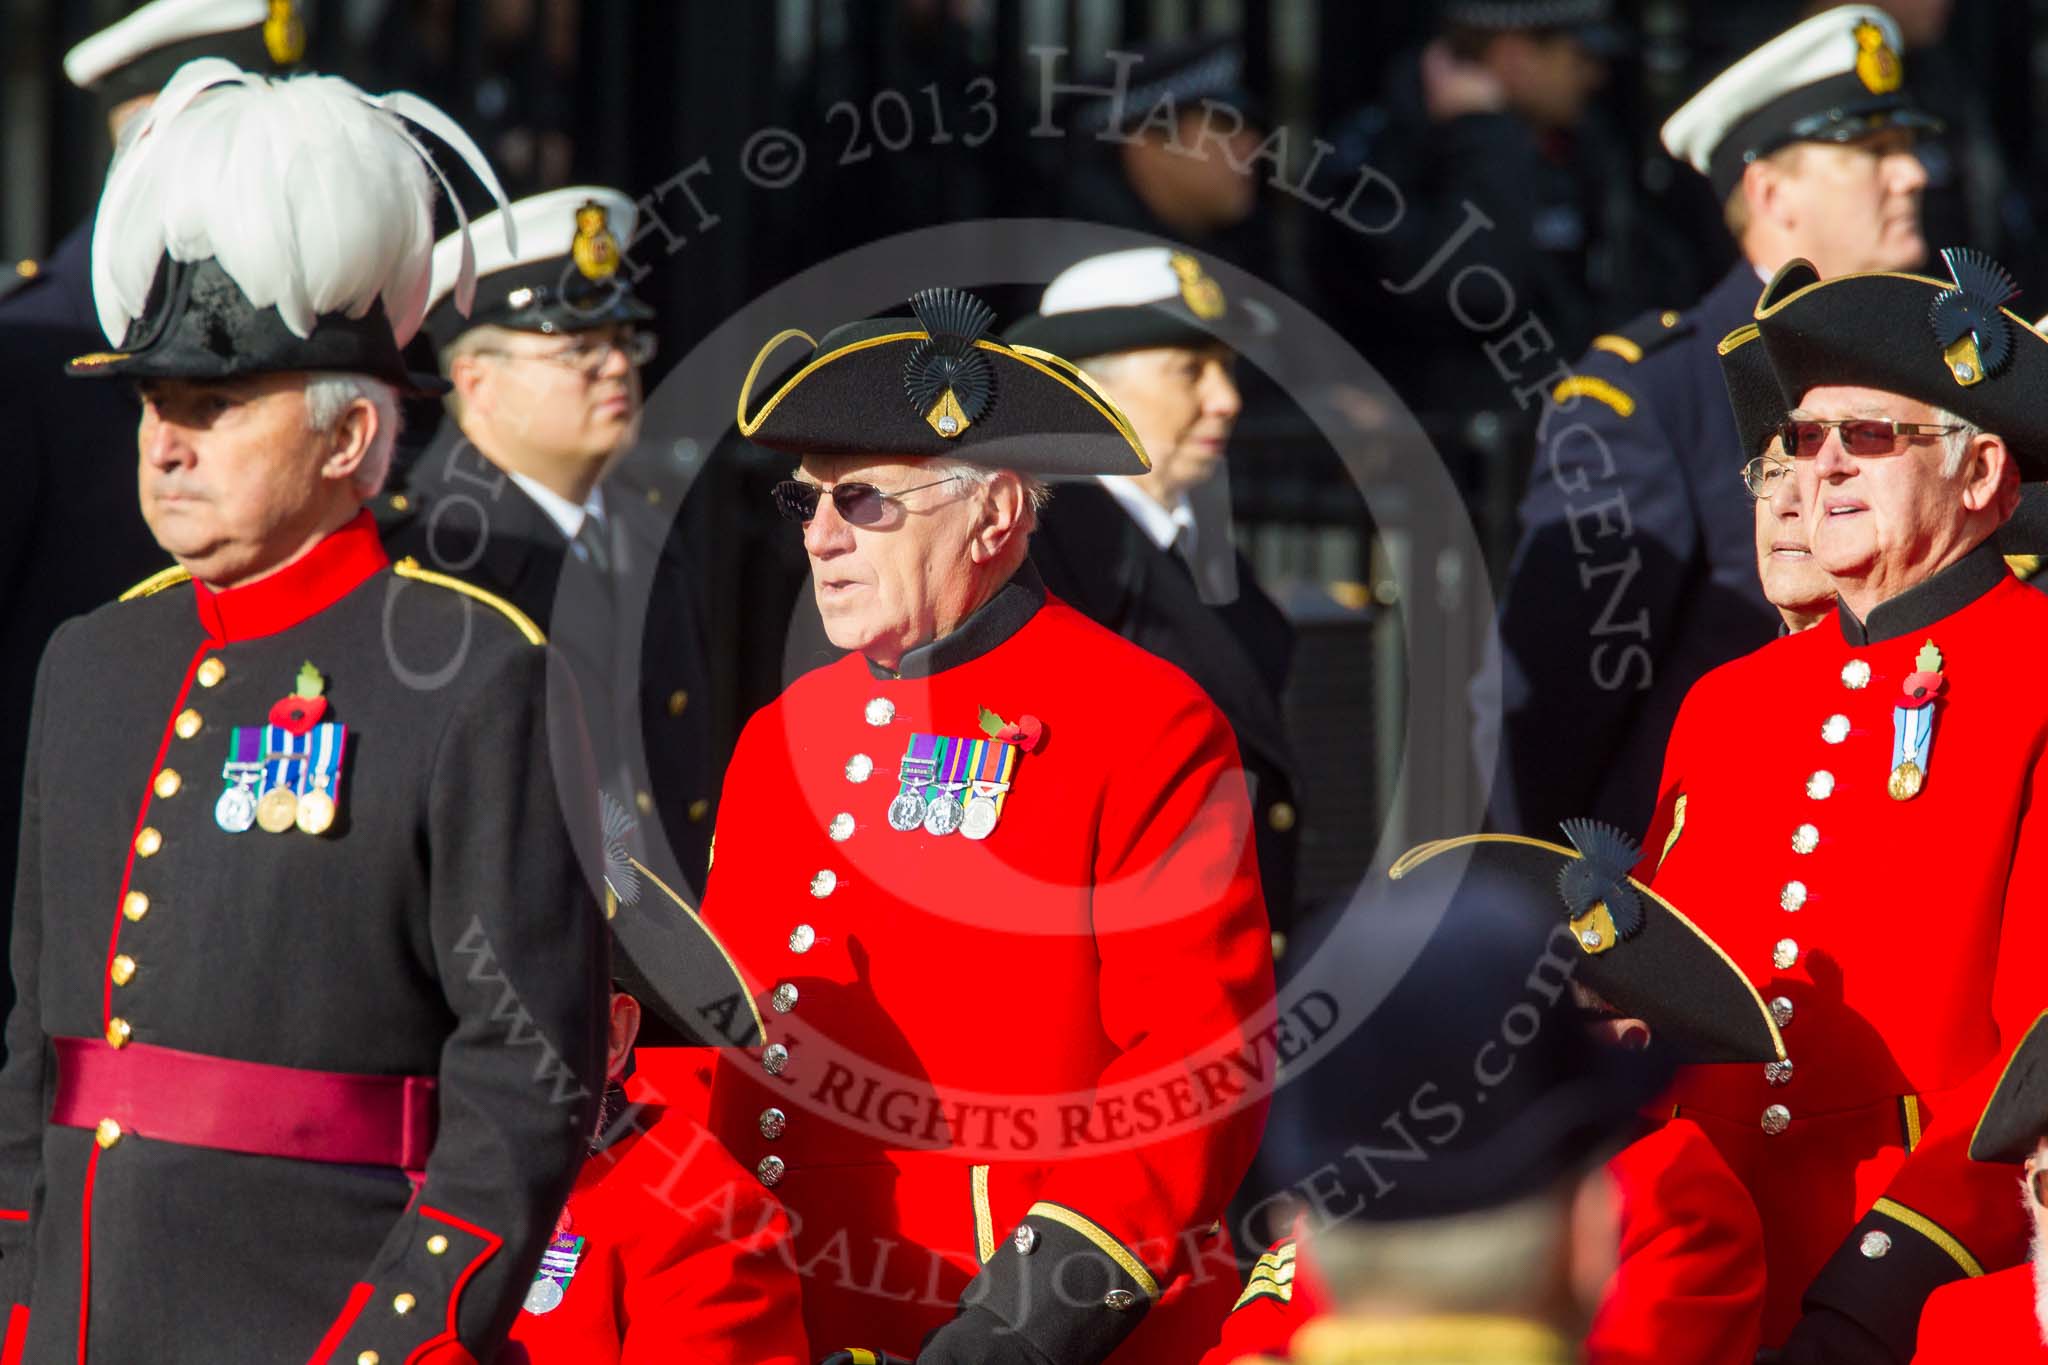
[978,705,1044,753]
[268,661,329,734]
[1898,640,1947,710]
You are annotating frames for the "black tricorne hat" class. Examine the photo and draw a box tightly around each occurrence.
[1969,1011,2048,1164]
[68,254,446,395]
[1390,826,1785,1065]
[1255,843,1676,1224]
[1752,250,2048,479]
[737,288,1150,476]
[1717,261,1819,459]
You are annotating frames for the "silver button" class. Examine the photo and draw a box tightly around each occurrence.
[1860,1231,1892,1259]
[1780,881,1808,911]
[759,1107,786,1140]
[1762,1104,1791,1135]
[1579,928,1602,950]
[865,698,895,726]
[1770,996,1795,1028]
[1765,1059,1794,1087]
[771,983,799,1013]
[1792,823,1819,854]
[789,924,816,954]
[1102,1289,1138,1312]
[845,754,874,783]
[756,1155,785,1187]
[809,870,837,898]
[1806,771,1835,800]
[1841,660,1872,690]
[1823,714,1850,744]
[829,813,855,841]
[1773,938,1799,970]
[762,1043,790,1076]
[1013,1225,1038,1256]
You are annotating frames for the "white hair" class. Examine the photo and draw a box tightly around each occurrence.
[304,373,401,498]
[932,461,1051,538]
[1934,406,1985,480]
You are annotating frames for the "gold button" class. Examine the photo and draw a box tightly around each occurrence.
[94,1118,121,1149]
[174,709,202,740]
[688,799,710,823]
[635,790,653,815]
[358,1354,380,1365]
[153,769,182,799]
[667,689,689,716]
[1660,310,1679,327]
[110,955,136,987]
[645,487,663,506]
[1267,802,1296,833]
[16,260,39,279]
[134,827,162,858]
[426,1234,449,1255]
[122,892,149,922]
[105,1017,132,1049]
[196,658,226,688]
[392,1292,416,1315]
[388,494,410,512]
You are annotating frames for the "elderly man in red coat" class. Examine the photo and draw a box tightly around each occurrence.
[695,289,1274,1364]
[1638,249,2048,1365]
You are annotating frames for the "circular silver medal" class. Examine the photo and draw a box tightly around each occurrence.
[215,785,257,834]
[524,1276,565,1314]
[887,790,928,832]
[923,793,963,837]
[960,796,998,840]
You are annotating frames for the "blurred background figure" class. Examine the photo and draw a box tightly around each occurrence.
[0,0,303,1063]
[382,186,725,899]
[1481,6,1936,843]
[1721,319,1838,634]
[1013,246,1305,946]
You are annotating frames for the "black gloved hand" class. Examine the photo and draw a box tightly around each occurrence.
[916,1306,1060,1365]
[1757,1307,1901,1365]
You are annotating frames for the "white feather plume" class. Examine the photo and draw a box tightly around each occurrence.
[90,58,512,348]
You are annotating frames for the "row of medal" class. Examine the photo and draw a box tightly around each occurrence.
[215,723,348,836]
[886,732,1018,840]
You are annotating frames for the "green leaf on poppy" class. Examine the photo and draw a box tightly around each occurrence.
[978,705,1006,738]
[295,661,326,698]
[1916,639,1943,674]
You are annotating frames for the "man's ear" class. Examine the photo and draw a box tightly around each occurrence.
[1959,432,2013,514]
[967,472,1029,566]
[449,351,490,420]
[319,398,377,484]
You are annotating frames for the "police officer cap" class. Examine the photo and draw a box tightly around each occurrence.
[1969,1011,2048,1164]
[420,186,654,354]
[738,287,1150,477]
[65,0,304,105]
[1662,5,1940,201]
[1439,0,1628,57]
[1752,250,2048,480]
[1004,246,1265,361]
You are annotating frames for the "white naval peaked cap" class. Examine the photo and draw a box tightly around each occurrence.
[1661,6,1935,201]
[1039,247,1190,315]
[65,0,293,94]
[425,186,640,318]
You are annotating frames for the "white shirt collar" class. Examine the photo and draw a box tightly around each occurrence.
[1094,474,1196,557]
[508,471,606,542]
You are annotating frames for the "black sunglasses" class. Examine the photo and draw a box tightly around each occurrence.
[1777,417,1963,459]
[772,475,962,526]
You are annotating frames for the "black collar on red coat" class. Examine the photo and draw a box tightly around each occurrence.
[192,510,389,643]
[1836,535,2008,646]
[866,559,1046,680]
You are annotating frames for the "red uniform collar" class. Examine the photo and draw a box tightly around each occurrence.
[192,511,389,644]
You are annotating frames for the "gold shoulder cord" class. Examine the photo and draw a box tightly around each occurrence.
[390,557,545,645]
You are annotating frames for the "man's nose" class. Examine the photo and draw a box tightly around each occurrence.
[802,493,854,556]
[140,414,189,469]
[1813,428,1856,479]
[1204,364,1242,419]
[1888,149,1930,196]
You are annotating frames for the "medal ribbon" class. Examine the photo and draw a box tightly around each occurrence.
[1892,704,1935,774]
[935,734,972,794]
[301,722,349,803]
[262,724,308,795]
[896,732,940,807]
[969,737,1018,819]
[222,726,263,785]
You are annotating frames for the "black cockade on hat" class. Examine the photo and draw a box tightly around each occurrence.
[1558,819,1645,943]
[903,288,996,437]
[1929,247,2022,383]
